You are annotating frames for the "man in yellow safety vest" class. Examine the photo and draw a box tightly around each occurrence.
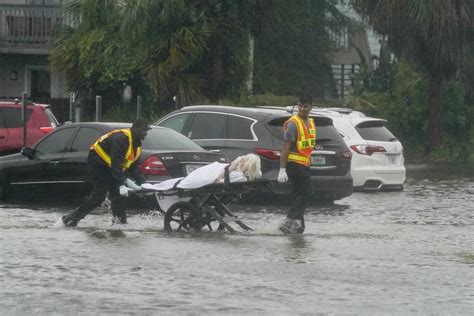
[278,95,316,234]
[62,118,150,227]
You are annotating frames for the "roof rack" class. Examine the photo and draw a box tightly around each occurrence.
[257,105,294,114]
[324,107,353,114]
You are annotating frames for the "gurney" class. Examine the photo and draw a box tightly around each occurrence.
[132,164,271,233]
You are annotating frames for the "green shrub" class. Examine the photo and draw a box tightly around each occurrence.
[349,59,473,163]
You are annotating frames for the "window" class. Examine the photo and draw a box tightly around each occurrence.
[267,116,291,141]
[143,128,203,150]
[355,121,396,142]
[35,128,75,155]
[30,70,51,98]
[70,127,102,152]
[44,108,59,127]
[0,108,33,128]
[227,115,254,140]
[159,113,191,133]
[189,113,227,139]
[267,115,345,144]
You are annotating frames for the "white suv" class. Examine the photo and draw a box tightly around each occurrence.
[310,108,405,191]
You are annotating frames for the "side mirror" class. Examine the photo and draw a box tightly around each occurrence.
[21,147,35,159]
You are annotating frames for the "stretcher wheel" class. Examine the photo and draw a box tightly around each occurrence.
[164,201,202,232]
[200,198,226,232]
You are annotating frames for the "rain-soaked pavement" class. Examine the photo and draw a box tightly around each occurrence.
[0,164,473,315]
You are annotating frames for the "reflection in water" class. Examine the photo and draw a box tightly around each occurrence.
[308,203,350,217]
[284,235,311,263]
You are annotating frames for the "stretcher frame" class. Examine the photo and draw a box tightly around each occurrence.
[133,167,270,233]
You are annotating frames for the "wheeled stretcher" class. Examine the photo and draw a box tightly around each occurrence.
[132,167,270,233]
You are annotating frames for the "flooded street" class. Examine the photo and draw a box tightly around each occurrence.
[1,164,473,315]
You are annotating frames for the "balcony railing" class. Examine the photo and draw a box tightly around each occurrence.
[0,4,63,53]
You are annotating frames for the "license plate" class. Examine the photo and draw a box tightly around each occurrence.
[387,155,398,165]
[185,164,201,175]
[311,155,326,166]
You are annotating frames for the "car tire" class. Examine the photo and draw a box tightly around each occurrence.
[0,180,6,201]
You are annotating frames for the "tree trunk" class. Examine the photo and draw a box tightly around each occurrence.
[247,34,254,94]
[427,77,444,151]
[210,32,225,101]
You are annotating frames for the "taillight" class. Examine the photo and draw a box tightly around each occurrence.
[254,148,281,160]
[341,150,352,160]
[350,145,386,156]
[39,126,54,134]
[140,155,169,175]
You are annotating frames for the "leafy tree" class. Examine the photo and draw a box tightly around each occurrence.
[117,0,211,108]
[352,0,472,151]
[188,0,275,101]
[252,0,345,98]
[52,0,276,114]
[50,0,143,116]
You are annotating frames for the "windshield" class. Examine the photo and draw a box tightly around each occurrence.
[143,128,204,150]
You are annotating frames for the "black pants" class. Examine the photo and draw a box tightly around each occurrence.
[286,162,313,220]
[65,163,126,224]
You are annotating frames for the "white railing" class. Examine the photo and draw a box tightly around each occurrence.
[0,4,63,45]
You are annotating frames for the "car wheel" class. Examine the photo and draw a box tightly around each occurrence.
[0,180,6,201]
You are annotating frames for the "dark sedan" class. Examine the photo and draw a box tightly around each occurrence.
[0,122,225,201]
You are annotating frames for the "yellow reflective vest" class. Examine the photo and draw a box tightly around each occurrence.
[284,115,316,166]
[90,128,141,170]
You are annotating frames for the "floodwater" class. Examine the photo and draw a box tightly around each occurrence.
[0,164,473,315]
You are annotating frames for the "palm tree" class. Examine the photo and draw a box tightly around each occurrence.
[352,0,472,150]
[51,0,141,116]
[117,0,211,106]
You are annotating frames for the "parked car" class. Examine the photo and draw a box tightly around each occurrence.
[155,105,353,202]
[0,99,59,156]
[0,122,225,201]
[305,107,405,191]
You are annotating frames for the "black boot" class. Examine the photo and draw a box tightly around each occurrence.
[62,214,79,227]
[111,212,127,225]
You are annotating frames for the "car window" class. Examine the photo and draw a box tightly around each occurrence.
[355,121,396,141]
[315,125,344,144]
[0,107,33,128]
[70,127,102,152]
[267,116,292,141]
[35,127,76,155]
[44,108,59,127]
[143,128,203,150]
[227,115,254,140]
[189,113,227,139]
[158,113,191,133]
[267,115,344,144]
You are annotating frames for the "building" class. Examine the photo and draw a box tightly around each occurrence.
[0,0,67,101]
[327,0,383,99]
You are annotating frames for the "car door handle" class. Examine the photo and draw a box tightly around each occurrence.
[0,136,5,139]
[209,149,221,153]
[49,161,60,165]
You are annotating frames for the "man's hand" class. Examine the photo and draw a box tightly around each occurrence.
[119,185,133,197]
[277,168,288,183]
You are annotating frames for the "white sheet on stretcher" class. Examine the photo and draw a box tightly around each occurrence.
[140,161,232,191]
[140,162,229,212]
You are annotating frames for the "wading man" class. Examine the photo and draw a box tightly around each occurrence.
[62,118,150,227]
[278,95,316,234]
